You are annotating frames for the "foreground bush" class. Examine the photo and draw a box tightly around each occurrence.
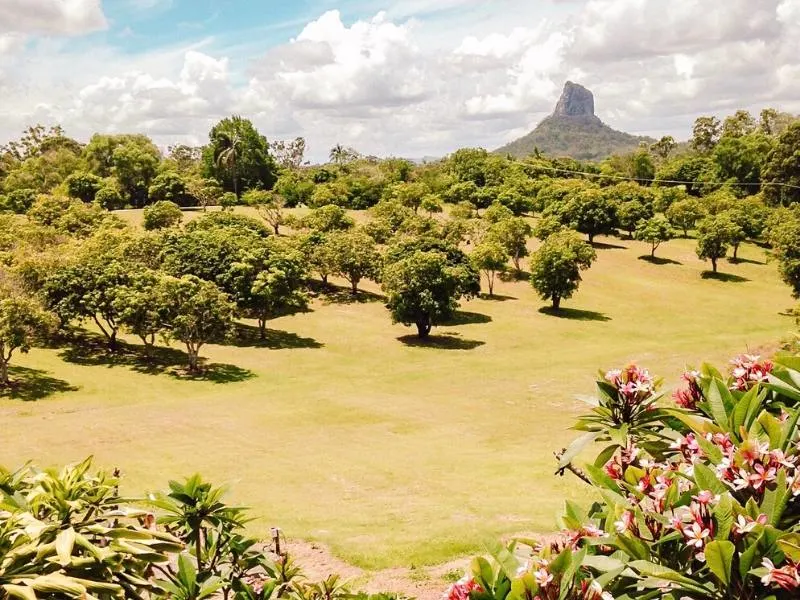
[451,354,800,600]
[0,460,373,600]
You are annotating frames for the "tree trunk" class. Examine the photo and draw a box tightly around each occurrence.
[683,226,688,237]
[186,343,201,372]
[711,257,718,273]
[588,233,595,244]
[513,253,521,273]
[273,224,280,235]
[733,243,739,260]
[552,295,561,310]
[487,272,494,296]
[351,278,359,295]
[415,319,432,338]
[321,273,328,285]
[259,319,267,340]
[651,244,656,258]
[0,356,8,387]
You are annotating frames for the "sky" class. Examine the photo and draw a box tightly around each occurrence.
[0,0,798,161]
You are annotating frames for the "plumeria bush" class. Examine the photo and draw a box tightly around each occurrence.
[448,353,800,600]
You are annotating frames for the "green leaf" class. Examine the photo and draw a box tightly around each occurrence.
[485,540,520,580]
[705,540,735,586]
[613,534,649,561]
[714,494,734,541]
[739,535,761,581]
[693,462,727,495]
[756,412,783,448]
[30,575,86,598]
[778,533,800,562]
[761,468,790,526]
[780,408,800,451]
[705,379,734,426]
[55,527,76,566]
[558,432,601,469]
[629,561,710,594]
[1,585,36,600]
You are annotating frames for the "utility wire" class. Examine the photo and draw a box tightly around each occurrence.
[534,165,800,190]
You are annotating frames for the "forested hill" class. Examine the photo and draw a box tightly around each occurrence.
[496,81,654,161]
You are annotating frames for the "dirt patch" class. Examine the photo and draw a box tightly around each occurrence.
[285,539,469,600]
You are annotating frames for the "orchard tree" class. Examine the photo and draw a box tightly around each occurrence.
[420,194,443,217]
[326,229,382,295]
[487,216,532,273]
[695,215,741,273]
[161,275,236,372]
[204,115,277,199]
[650,135,677,160]
[148,171,190,205]
[270,137,307,170]
[274,171,315,207]
[635,215,674,258]
[114,270,168,351]
[530,230,597,310]
[616,200,652,238]
[691,116,721,153]
[244,189,285,235]
[388,181,430,214]
[143,200,183,230]
[0,278,57,386]
[471,240,508,296]
[666,197,706,237]
[546,186,617,243]
[230,238,308,338]
[65,172,103,203]
[382,249,477,338]
[297,204,355,233]
[483,201,514,224]
[533,214,565,241]
[770,219,800,297]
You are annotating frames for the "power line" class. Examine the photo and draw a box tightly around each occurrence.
[535,165,800,190]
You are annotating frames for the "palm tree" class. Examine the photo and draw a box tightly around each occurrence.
[329,144,347,165]
[214,118,244,199]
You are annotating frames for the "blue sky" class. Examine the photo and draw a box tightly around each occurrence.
[1,0,798,160]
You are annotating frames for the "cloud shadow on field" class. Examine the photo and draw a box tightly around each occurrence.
[441,311,493,326]
[638,255,682,266]
[397,333,485,351]
[231,323,324,350]
[538,307,611,322]
[701,271,750,283]
[1,366,79,402]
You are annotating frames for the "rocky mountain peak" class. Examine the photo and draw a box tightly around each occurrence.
[553,81,595,118]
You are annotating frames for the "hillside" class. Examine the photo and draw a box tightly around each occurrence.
[496,81,654,161]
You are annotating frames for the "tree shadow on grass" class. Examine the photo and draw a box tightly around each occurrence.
[592,241,628,250]
[638,255,682,266]
[499,270,529,282]
[231,323,324,350]
[397,333,485,350]
[59,331,254,383]
[479,293,517,301]
[312,282,385,305]
[701,271,750,283]
[538,306,611,322]
[728,257,765,266]
[1,366,79,402]
[441,310,493,326]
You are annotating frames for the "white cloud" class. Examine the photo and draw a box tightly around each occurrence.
[0,0,107,36]
[1,0,800,160]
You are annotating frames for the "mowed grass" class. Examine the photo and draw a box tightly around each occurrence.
[0,213,795,570]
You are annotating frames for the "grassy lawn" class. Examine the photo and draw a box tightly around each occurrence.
[0,217,794,570]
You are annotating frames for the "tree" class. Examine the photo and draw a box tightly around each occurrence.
[205,116,277,199]
[270,137,307,170]
[483,201,514,224]
[666,198,705,237]
[324,229,382,295]
[712,133,773,194]
[114,270,168,351]
[0,276,57,386]
[547,186,617,243]
[635,215,674,258]
[616,200,652,238]
[533,214,565,241]
[149,171,191,206]
[382,250,477,338]
[691,116,721,153]
[186,177,223,211]
[329,144,359,165]
[529,230,596,310]
[297,205,355,233]
[722,110,757,138]
[650,135,677,160]
[487,216,532,272]
[275,171,315,208]
[471,241,508,296]
[65,172,103,203]
[245,189,285,235]
[770,219,800,297]
[230,238,308,338]
[160,275,236,372]
[762,122,800,206]
[0,188,37,213]
[695,215,740,273]
[388,182,430,214]
[143,200,183,230]
[420,194,443,217]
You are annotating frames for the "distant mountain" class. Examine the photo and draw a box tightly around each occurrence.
[496,82,654,162]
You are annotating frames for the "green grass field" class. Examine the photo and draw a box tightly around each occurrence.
[0,213,795,570]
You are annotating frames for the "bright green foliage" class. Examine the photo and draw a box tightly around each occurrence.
[185,211,270,238]
[420,194,443,217]
[770,218,800,297]
[532,214,565,241]
[666,197,706,236]
[483,201,514,224]
[0,189,37,214]
[546,186,617,243]
[635,215,674,257]
[149,171,191,206]
[653,184,689,213]
[325,229,382,295]
[245,190,286,235]
[275,171,315,208]
[229,237,308,338]
[696,214,742,273]
[470,240,508,296]
[297,205,355,233]
[82,134,161,207]
[691,115,722,153]
[0,279,56,385]
[712,133,773,194]
[763,122,800,206]
[529,230,597,309]
[204,115,277,199]
[616,200,652,238]
[387,181,430,214]
[143,200,183,230]
[160,275,236,371]
[113,269,168,349]
[382,249,478,338]
[486,216,532,272]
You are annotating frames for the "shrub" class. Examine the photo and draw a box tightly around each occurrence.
[452,353,800,600]
[143,200,183,230]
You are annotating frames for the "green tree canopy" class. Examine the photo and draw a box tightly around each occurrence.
[529,230,597,310]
